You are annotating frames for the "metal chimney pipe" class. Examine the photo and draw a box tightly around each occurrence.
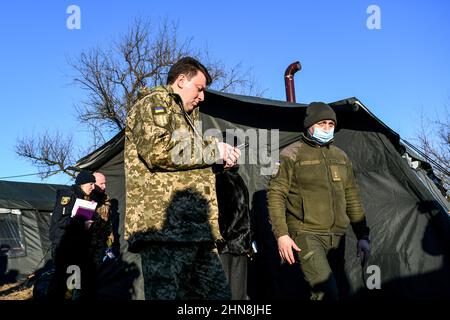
[284,61,302,103]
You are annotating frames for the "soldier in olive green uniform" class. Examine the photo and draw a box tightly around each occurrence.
[124,57,240,300]
[268,102,371,300]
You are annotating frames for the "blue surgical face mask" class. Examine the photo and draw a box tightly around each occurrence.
[311,127,334,144]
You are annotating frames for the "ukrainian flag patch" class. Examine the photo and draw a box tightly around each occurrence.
[152,106,166,115]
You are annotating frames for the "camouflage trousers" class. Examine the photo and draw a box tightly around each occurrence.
[291,232,346,300]
[140,243,231,300]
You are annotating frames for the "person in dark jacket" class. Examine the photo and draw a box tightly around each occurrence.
[214,163,252,300]
[268,102,371,300]
[48,170,96,300]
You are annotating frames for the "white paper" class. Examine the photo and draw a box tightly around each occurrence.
[71,198,98,218]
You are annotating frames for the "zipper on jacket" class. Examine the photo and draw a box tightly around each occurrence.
[321,147,336,232]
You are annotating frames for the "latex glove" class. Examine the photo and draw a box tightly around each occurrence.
[277,235,301,265]
[357,239,371,266]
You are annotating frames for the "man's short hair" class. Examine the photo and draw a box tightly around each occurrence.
[167,57,212,86]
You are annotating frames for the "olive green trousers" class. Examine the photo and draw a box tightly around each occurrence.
[291,232,346,300]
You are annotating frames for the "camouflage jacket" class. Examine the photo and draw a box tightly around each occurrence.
[124,85,222,250]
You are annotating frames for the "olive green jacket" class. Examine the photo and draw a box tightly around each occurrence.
[124,85,222,250]
[268,134,369,240]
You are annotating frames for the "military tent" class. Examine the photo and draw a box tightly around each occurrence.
[74,90,450,299]
[0,181,68,281]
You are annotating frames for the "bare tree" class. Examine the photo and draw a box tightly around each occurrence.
[416,105,450,199]
[15,131,77,179]
[16,18,263,179]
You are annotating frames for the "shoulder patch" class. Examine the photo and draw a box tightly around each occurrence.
[61,196,70,206]
[152,106,167,115]
[280,140,303,160]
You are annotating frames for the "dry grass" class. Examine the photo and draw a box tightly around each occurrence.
[0,279,34,300]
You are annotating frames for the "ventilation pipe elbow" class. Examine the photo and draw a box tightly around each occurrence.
[284,61,302,103]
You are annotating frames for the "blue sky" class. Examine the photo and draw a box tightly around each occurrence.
[0,0,449,185]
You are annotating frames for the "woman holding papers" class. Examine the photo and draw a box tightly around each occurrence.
[48,170,97,300]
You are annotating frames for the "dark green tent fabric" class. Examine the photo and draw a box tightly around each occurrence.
[400,140,450,212]
[0,181,64,211]
[0,181,68,278]
[75,90,450,299]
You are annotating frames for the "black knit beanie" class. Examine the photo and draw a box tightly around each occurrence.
[75,170,96,185]
[303,102,337,129]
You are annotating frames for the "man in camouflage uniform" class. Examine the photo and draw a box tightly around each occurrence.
[268,102,371,300]
[124,57,240,300]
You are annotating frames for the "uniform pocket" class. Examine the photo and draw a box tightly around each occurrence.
[328,160,347,183]
[302,195,333,229]
[291,232,317,268]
